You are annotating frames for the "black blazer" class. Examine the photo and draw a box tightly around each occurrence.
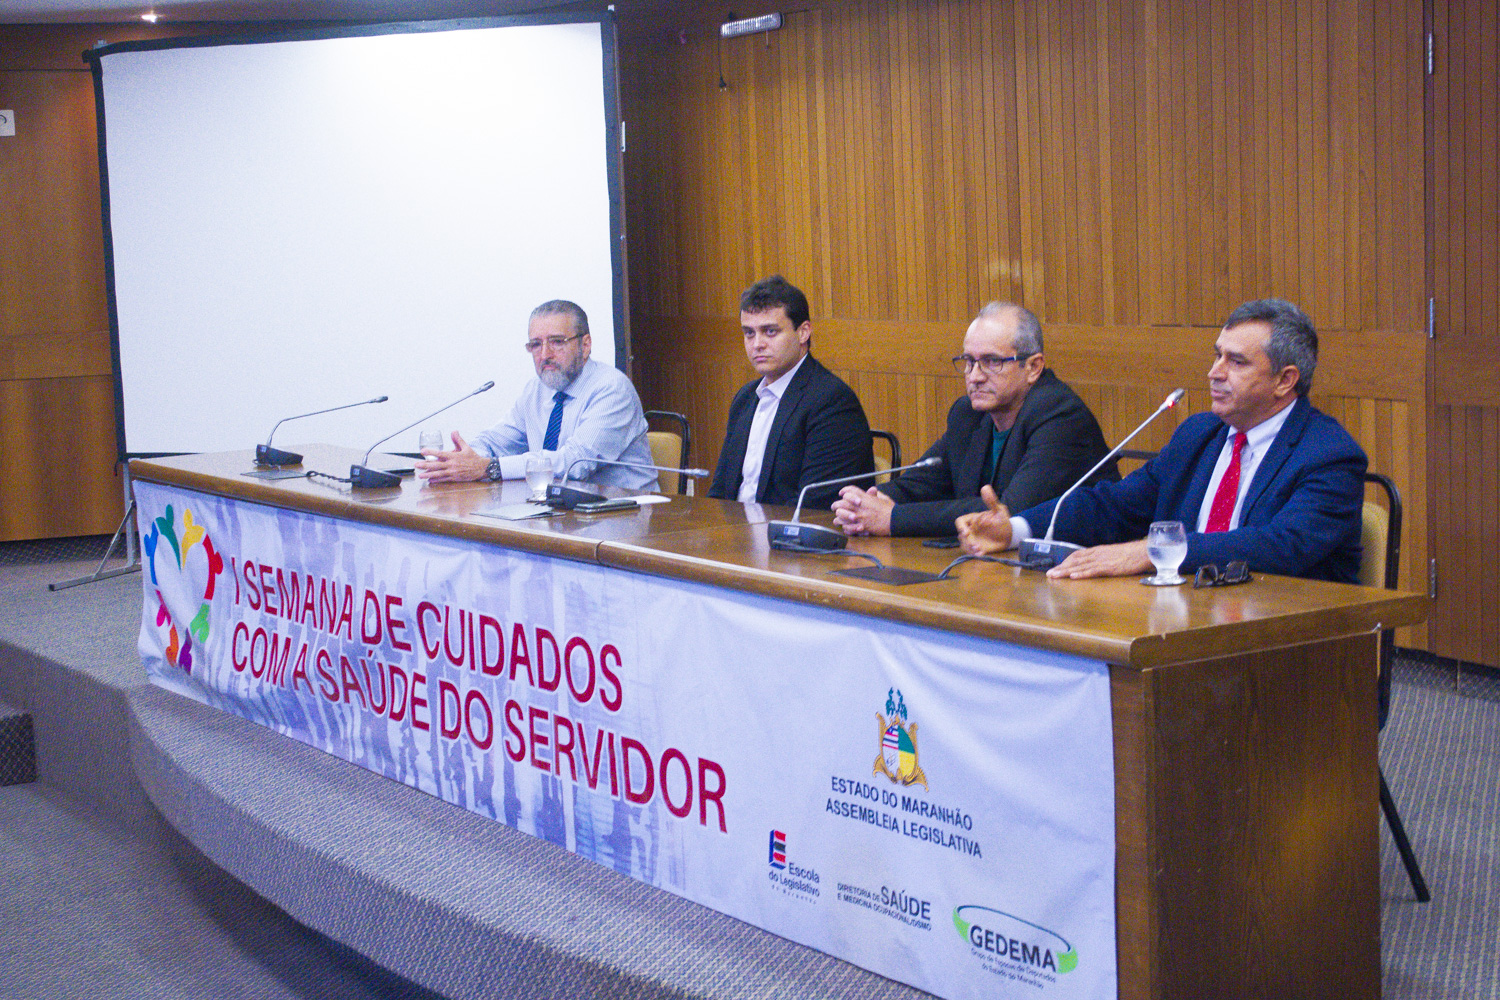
[879,369,1117,536]
[709,354,875,509]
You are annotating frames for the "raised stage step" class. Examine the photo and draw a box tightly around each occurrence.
[0,698,37,786]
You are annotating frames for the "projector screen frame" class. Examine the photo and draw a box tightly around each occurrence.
[85,10,629,463]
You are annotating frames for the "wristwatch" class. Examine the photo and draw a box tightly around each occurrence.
[484,457,502,482]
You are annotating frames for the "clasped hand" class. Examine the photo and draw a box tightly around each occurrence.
[831,485,896,536]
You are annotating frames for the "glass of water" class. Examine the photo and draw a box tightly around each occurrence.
[417,429,445,456]
[525,451,554,501]
[1144,520,1188,586]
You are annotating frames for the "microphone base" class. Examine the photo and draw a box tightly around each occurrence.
[546,483,608,509]
[1017,537,1083,570]
[255,444,303,467]
[768,520,848,552]
[349,464,402,489]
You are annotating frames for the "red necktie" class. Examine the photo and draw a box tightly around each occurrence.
[1205,432,1248,532]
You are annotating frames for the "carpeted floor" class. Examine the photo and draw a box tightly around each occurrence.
[1,534,1497,999]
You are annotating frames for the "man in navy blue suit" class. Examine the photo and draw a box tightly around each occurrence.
[956,299,1366,583]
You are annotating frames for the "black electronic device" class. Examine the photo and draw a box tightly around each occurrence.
[766,457,944,552]
[349,381,494,489]
[545,458,710,509]
[1016,388,1185,569]
[254,394,389,467]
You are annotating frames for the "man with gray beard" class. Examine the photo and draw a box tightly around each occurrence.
[415,299,657,490]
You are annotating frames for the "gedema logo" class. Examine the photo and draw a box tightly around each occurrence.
[954,905,1077,981]
[873,687,927,789]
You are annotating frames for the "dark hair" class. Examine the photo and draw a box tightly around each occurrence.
[976,301,1044,356]
[530,299,589,339]
[739,275,811,329]
[1224,298,1318,396]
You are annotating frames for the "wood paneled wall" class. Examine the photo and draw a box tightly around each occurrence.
[620,0,1431,644]
[0,24,222,542]
[0,58,122,540]
[1429,0,1500,665]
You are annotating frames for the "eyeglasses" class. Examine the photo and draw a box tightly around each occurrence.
[951,354,1027,375]
[1193,561,1252,588]
[524,332,584,354]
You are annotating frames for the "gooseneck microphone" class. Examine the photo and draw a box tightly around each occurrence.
[255,395,389,466]
[767,457,944,552]
[1017,388,1185,569]
[547,458,713,509]
[349,381,495,489]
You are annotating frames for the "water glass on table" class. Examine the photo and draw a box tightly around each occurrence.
[1144,520,1188,586]
[525,452,555,501]
[417,429,445,456]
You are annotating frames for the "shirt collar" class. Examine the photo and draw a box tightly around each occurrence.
[757,351,809,400]
[1233,398,1295,454]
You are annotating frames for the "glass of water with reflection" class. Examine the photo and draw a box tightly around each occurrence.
[1144,520,1188,586]
[525,451,555,501]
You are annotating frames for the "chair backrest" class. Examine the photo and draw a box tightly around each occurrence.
[1361,471,1402,729]
[1360,472,1402,591]
[644,410,691,495]
[870,430,902,484]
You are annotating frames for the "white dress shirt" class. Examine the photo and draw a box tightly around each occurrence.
[737,352,808,503]
[469,359,658,491]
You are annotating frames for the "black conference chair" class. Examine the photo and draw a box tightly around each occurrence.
[1361,471,1431,902]
[870,430,902,484]
[644,410,691,495]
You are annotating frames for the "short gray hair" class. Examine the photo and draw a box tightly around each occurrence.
[530,299,589,339]
[976,301,1043,357]
[1224,298,1317,396]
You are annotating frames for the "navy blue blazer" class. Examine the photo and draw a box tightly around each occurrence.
[1017,397,1367,582]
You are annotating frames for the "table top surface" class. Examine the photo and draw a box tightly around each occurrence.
[130,444,1430,668]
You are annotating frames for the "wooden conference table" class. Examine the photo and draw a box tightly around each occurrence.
[130,445,1428,1000]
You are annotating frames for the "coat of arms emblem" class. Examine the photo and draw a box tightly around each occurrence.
[874,687,927,789]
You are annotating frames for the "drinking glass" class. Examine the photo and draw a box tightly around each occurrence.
[417,429,445,456]
[525,452,555,501]
[1143,520,1188,586]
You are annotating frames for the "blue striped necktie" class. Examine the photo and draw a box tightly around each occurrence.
[542,391,568,451]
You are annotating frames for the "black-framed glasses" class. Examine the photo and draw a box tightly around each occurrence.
[524,332,585,354]
[1193,561,1251,588]
[951,354,1026,375]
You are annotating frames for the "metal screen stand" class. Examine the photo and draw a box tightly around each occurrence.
[48,466,141,592]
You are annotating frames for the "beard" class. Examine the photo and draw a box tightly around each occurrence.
[539,358,585,391]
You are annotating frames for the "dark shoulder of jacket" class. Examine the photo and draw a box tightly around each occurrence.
[1302,400,1367,457]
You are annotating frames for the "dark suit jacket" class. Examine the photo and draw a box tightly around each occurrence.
[1018,397,1366,582]
[709,354,875,509]
[878,369,1118,536]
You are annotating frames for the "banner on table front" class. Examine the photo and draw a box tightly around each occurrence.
[136,480,1116,1000]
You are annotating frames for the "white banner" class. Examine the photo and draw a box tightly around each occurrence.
[136,480,1117,999]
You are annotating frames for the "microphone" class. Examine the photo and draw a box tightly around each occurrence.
[350,381,495,489]
[546,458,712,509]
[1017,388,1185,569]
[255,395,389,466]
[767,457,944,552]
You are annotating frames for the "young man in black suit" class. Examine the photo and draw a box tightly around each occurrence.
[708,275,874,509]
[832,301,1116,537]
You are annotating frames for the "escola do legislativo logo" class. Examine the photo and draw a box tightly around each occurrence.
[874,687,927,789]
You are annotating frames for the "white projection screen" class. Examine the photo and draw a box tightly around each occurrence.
[89,14,625,460]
